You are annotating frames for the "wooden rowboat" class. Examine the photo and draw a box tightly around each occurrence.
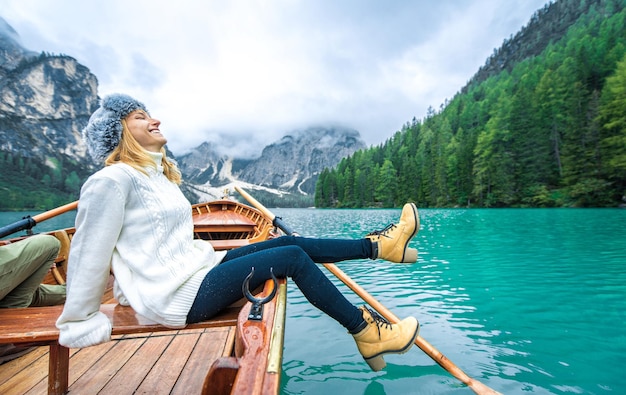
[0,198,287,395]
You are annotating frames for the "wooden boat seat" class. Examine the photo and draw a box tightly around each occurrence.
[0,303,240,395]
[194,211,257,234]
[209,239,251,250]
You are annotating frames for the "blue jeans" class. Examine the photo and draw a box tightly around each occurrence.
[186,236,372,332]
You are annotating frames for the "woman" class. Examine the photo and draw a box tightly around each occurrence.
[56,93,420,371]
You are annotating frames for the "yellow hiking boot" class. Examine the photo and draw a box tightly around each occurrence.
[352,306,419,371]
[367,203,419,263]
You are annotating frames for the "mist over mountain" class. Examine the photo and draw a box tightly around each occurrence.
[0,17,38,68]
[177,126,366,198]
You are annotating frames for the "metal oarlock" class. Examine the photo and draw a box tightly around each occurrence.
[242,267,278,320]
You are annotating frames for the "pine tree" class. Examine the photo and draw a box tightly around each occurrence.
[598,52,626,200]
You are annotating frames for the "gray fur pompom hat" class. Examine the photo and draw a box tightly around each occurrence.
[83,93,149,162]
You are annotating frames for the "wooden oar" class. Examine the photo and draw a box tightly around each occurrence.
[32,201,79,223]
[234,186,502,395]
[0,201,78,239]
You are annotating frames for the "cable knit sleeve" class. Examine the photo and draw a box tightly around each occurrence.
[56,171,127,348]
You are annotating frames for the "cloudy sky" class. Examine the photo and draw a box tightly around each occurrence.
[1,0,548,157]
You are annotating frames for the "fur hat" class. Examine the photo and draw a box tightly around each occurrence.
[83,93,149,162]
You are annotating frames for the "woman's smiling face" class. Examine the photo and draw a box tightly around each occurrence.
[124,110,167,152]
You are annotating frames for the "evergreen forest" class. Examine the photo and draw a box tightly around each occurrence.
[0,151,85,210]
[315,0,626,208]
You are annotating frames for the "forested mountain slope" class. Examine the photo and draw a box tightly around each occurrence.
[316,0,626,208]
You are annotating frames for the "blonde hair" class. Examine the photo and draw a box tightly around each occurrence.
[104,118,182,184]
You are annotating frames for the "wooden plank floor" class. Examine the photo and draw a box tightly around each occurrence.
[0,326,236,395]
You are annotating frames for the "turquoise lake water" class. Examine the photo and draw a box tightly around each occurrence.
[271,208,626,395]
[2,208,625,394]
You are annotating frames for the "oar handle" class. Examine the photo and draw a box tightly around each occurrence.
[272,216,297,236]
[0,200,79,239]
[0,217,37,239]
[235,186,502,395]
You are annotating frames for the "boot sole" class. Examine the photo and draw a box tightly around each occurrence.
[400,203,420,263]
[363,320,421,371]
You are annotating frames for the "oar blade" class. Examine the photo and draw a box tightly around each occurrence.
[469,380,504,395]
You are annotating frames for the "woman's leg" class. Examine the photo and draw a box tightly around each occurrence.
[187,245,364,332]
[222,235,373,263]
[192,239,421,372]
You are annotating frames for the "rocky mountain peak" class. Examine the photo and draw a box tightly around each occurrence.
[0,54,99,161]
[178,125,366,197]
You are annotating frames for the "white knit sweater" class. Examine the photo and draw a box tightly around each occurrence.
[56,153,225,348]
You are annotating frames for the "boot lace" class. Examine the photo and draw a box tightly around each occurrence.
[364,307,393,338]
[366,223,396,239]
